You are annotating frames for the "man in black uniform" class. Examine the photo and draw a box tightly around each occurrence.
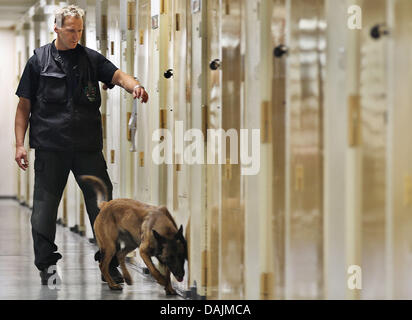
[14,5,148,285]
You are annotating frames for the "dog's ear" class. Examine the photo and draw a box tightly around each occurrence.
[175,225,184,240]
[153,230,166,245]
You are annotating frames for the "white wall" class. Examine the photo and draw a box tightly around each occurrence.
[0,29,17,197]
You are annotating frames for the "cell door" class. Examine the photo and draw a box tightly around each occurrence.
[147,0,161,205]
[285,0,326,299]
[204,0,222,300]
[219,0,246,300]
[387,0,412,299]
[166,0,191,293]
[358,0,388,299]
[119,0,136,199]
[186,0,208,298]
[259,0,288,300]
[106,0,122,198]
[171,0,190,226]
[136,0,152,203]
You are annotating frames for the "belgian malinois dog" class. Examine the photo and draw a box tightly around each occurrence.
[81,175,187,295]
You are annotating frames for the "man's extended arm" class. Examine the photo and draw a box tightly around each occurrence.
[110,69,149,103]
[15,97,31,171]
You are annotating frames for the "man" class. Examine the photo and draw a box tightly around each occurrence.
[14,5,148,285]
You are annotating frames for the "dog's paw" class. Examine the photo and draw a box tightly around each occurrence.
[125,277,133,286]
[165,287,177,296]
[109,284,123,291]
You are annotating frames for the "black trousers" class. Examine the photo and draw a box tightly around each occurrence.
[31,149,117,271]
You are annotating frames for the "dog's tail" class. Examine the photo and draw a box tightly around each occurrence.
[80,175,108,209]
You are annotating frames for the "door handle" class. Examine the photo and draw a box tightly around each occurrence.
[164,69,174,79]
[370,24,389,40]
[210,59,221,70]
[274,45,288,58]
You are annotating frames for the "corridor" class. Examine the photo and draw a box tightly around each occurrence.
[0,199,182,300]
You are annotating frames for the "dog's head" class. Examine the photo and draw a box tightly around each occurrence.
[153,225,187,282]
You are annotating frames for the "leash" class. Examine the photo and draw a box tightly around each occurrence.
[128,98,139,152]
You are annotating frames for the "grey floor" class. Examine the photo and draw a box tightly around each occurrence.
[0,199,182,300]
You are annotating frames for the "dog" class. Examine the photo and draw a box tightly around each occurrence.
[81,175,187,295]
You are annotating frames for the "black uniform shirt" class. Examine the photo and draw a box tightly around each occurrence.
[16,43,118,105]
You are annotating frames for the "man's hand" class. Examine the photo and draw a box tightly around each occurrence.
[110,69,149,103]
[15,145,28,171]
[133,86,149,103]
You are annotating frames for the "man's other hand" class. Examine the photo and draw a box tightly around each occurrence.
[15,146,28,171]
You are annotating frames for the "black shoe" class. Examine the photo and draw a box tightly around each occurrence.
[101,266,124,284]
[40,266,61,286]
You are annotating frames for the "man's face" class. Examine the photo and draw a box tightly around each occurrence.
[55,16,83,50]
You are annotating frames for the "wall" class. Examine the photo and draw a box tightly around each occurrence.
[0,29,17,197]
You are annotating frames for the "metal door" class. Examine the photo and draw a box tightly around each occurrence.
[285,0,325,299]
[387,0,412,299]
[358,0,387,299]
[136,0,151,203]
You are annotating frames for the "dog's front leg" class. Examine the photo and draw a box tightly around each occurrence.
[164,268,177,296]
[139,248,167,287]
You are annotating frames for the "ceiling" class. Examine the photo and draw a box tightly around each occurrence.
[0,0,38,29]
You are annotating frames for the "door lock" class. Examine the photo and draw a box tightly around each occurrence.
[210,59,221,70]
[370,24,389,40]
[164,69,174,79]
[274,45,288,58]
